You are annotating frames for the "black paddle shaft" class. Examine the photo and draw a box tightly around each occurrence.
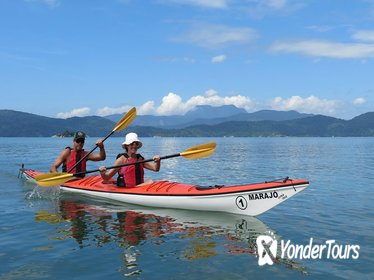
[73,153,181,177]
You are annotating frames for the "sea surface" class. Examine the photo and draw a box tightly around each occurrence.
[0,137,373,280]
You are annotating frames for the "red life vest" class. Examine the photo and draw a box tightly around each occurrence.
[118,153,144,187]
[63,147,87,177]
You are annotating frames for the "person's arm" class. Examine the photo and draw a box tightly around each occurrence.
[88,140,106,161]
[144,155,161,172]
[99,157,123,181]
[50,149,69,173]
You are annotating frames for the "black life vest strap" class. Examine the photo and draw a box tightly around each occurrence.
[75,152,82,173]
[135,154,143,185]
[116,153,129,160]
[62,147,71,172]
[74,149,85,178]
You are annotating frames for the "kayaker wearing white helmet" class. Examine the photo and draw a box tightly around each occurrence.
[99,132,161,187]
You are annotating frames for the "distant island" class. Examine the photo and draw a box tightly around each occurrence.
[53,130,75,138]
[0,106,373,137]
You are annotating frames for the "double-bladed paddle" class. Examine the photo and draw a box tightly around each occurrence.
[35,142,216,187]
[67,107,137,173]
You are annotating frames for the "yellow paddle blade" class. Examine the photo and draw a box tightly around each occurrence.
[180,142,217,159]
[113,107,137,132]
[34,172,76,187]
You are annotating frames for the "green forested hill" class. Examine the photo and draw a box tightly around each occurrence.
[0,110,115,137]
[1,109,373,137]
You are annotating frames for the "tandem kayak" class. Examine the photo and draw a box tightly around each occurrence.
[20,169,309,216]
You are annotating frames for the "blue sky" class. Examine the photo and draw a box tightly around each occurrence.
[1,0,374,119]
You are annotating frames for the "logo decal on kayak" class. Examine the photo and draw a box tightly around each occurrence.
[248,191,278,200]
[236,196,248,210]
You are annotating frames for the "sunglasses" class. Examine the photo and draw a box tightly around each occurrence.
[75,139,85,144]
[129,142,140,147]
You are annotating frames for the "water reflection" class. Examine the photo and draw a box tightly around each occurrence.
[33,195,308,276]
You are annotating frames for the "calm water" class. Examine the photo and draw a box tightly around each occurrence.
[0,137,373,279]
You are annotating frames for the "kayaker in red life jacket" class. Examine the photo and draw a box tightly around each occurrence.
[99,132,161,187]
[50,131,106,177]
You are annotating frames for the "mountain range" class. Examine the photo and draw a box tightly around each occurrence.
[104,105,314,128]
[0,106,373,137]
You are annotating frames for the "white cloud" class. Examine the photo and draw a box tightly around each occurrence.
[24,0,60,8]
[57,107,91,119]
[43,0,59,7]
[270,40,374,59]
[353,97,367,105]
[205,89,217,97]
[96,105,133,116]
[352,30,374,42]
[154,91,254,115]
[138,101,156,115]
[211,54,227,63]
[99,91,254,116]
[173,23,257,49]
[265,0,287,9]
[307,25,334,33]
[156,93,185,115]
[187,90,253,110]
[153,56,196,63]
[270,95,339,115]
[242,0,303,19]
[162,0,227,9]
[162,0,291,10]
